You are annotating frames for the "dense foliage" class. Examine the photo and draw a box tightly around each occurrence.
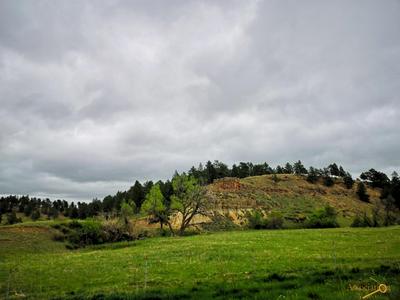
[52,219,137,249]
[246,210,285,229]
[304,206,339,228]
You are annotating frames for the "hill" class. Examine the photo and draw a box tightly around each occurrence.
[202,174,381,227]
[0,224,399,299]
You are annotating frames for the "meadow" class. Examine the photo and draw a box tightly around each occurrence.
[1,224,399,299]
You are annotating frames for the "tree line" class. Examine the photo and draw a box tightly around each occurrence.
[1,160,399,228]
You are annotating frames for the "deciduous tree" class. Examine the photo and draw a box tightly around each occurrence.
[171,173,210,235]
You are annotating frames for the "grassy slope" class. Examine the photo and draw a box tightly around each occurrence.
[208,174,381,225]
[1,224,399,300]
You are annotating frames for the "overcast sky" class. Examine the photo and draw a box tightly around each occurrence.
[1,0,399,201]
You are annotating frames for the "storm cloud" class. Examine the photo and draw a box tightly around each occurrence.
[1,0,399,201]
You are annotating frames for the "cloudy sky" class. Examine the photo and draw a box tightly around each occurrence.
[1,1,399,201]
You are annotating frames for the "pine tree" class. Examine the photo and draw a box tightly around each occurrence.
[306,167,319,183]
[343,173,354,189]
[356,182,370,202]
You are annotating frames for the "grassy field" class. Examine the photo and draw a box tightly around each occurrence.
[1,224,400,299]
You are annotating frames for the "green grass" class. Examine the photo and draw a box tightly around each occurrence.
[1,225,400,299]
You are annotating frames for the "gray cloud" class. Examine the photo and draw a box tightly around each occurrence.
[0,0,399,201]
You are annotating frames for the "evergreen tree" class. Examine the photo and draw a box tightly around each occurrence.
[293,160,307,175]
[238,162,251,178]
[306,167,319,183]
[338,166,346,177]
[284,162,294,174]
[129,180,145,212]
[343,172,354,189]
[6,211,21,225]
[143,181,154,197]
[213,160,230,179]
[68,203,79,219]
[360,168,390,188]
[31,209,41,221]
[328,163,340,177]
[275,165,284,174]
[231,164,239,178]
[356,182,370,202]
[205,161,216,183]
[23,204,33,217]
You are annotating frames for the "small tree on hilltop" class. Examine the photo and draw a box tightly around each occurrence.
[293,160,307,175]
[328,163,340,177]
[338,166,346,177]
[356,182,370,202]
[284,162,294,174]
[343,172,354,189]
[275,165,284,174]
[171,173,210,235]
[306,167,319,184]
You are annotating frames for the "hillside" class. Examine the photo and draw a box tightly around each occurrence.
[203,174,381,226]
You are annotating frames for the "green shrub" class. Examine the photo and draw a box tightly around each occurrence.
[304,206,339,228]
[266,212,284,229]
[323,176,334,187]
[356,182,370,202]
[6,211,22,225]
[247,210,285,230]
[31,209,41,221]
[247,210,266,229]
[52,219,136,248]
[202,212,240,232]
[52,232,65,242]
[351,213,372,227]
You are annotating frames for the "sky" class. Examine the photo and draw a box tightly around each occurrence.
[0,0,399,201]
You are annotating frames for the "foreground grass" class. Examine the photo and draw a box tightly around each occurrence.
[1,226,400,299]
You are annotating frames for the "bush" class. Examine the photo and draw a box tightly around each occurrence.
[31,209,41,221]
[306,167,319,184]
[53,219,136,248]
[247,210,267,229]
[6,211,22,225]
[323,176,334,187]
[247,210,285,230]
[304,206,339,228]
[202,212,240,232]
[356,182,370,202]
[102,218,133,243]
[265,212,284,229]
[343,174,354,189]
[52,232,65,242]
[351,213,372,227]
